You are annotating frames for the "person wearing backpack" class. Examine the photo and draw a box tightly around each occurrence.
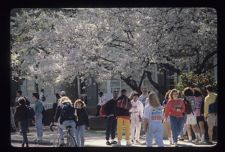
[32,92,44,142]
[104,91,119,145]
[115,89,132,146]
[130,92,144,145]
[74,99,90,147]
[204,85,217,145]
[54,96,76,146]
[14,97,31,147]
[183,87,201,143]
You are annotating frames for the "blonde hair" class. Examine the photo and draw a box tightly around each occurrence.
[168,89,178,100]
[74,99,86,108]
[59,96,72,104]
[148,92,161,108]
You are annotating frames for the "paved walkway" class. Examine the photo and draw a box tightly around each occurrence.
[11,126,216,147]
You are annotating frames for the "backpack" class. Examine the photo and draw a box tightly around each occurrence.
[208,95,218,114]
[26,105,35,120]
[60,102,75,120]
[117,96,132,110]
[99,104,107,117]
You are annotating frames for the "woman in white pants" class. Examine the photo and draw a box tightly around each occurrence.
[130,92,144,144]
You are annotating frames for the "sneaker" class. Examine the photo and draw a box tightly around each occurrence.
[126,142,132,147]
[136,140,141,144]
[106,141,111,145]
[111,141,117,144]
[174,142,178,147]
[206,141,214,145]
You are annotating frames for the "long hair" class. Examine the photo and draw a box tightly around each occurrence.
[74,99,86,108]
[165,89,171,100]
[168,89,178,100]
[148,92,161,108]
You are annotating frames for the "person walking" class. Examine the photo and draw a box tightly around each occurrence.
[96,92,107,116]
[32,93,44,142]
[104,91,118,145]
[162,89,173,145]
[130,92,144,145]
[115,89,132,146]
[193,87,206,143]
[14,97,31,147]
[51,93,61,124]
[183,87,201,143]
[54,96,76,146]
[74,99,90,147]
[143,92,164,147]
[204,85,217,145]
[164,89,185,147]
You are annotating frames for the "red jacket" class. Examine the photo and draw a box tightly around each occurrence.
[165,99,185,118]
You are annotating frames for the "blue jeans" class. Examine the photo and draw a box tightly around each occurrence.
[75,125,85,147]
[170,116,184,143]
[35,113,43,139]
[60,120,76,141]
[146,122,164,147]
[106,116,117,140]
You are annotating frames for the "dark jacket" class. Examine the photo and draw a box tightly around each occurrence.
[75,108,89,127]
[54,101,76,124]
[116,95,131,117]
[14,104,29,121]
[105,98,117,116]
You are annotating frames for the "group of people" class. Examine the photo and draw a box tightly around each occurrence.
[99,85,217,147]
[11,84,217,147]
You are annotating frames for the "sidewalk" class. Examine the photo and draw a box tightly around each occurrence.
[11,126,216,147]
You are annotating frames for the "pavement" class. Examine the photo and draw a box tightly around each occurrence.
[11,126,217,147]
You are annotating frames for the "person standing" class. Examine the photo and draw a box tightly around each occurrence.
[130,92,144,145]
[183,87,201,143]
[74,99,90,147]
[14,97,30,147]
[162,89,173,145]
[104,91,119,145]
[204,85,217,145]
[51,93,61,124]
[115,89,132,146]
[139,88,148,107]
[193,87,206,143]
[164,89,185,147]
[143,92,164,147]
[32,92,44,142]
[96,92,107,116]
[40,89,46,102]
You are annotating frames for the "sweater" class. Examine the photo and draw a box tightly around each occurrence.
[165,99,185,118]
[75,108,89,127]
[104,98,117,116]
[116,95,132,117]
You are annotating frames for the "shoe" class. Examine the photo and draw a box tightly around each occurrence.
[126,141,132,146]
[111,141,117,144]
[206,141,213,145]
[174,142,178,147]
[106,141,111,145]
[136,140,141,144]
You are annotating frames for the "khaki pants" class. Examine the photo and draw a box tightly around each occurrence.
[207,113,217,127]
[117,117,131,141]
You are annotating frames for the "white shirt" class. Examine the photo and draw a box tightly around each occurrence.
[139,94,148,106]
[129,99,144,118]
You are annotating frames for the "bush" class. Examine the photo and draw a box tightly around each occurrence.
[176,72,217,93]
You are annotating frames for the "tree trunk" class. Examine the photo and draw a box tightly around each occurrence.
[145,70,167,96]
[120,75,142,94]
[34,75,39,93]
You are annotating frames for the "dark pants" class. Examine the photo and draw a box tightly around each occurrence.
[106,116,117,140]
[20,120,29,146]
[170,116,184,143]
[96,105,101,116]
